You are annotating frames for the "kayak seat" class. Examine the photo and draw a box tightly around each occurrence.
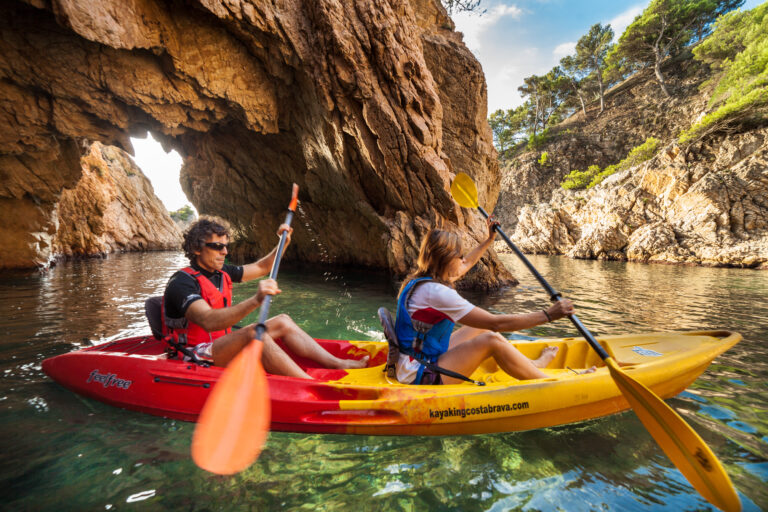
[144,296,164,340]
[377,307,400,379]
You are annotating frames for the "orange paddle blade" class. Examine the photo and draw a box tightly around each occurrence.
[605,358,741,512]
[288,183,299,211]
[192,340,271,474]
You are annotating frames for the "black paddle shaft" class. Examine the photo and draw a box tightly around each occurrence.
[477,206,610,360]
[255,208,295,341]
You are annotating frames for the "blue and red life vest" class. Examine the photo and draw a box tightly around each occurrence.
[395,277,455,382]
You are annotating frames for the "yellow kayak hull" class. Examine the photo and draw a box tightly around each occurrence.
[305,330,741,436]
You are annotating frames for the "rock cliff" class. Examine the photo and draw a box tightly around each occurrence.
[0,0,512,287]
[497,57,768,269]
[55,142,181,259]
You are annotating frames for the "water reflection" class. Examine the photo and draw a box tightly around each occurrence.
[0,252,766,510]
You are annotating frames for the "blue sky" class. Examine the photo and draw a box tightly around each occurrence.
[134,0,764,211]
[452,0,764,112]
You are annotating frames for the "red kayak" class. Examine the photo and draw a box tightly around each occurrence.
[42,335,382,433]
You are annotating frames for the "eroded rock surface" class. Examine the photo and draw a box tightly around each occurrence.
[0,0,512,287]
[55,142,181,259]
[510,129,768,268]
[498,57,768,269]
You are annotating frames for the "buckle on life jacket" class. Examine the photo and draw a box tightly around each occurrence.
[163,333,209,367]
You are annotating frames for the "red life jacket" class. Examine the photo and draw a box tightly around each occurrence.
[162,266,233,346]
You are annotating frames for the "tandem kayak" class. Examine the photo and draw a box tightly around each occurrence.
[42,330,740,436]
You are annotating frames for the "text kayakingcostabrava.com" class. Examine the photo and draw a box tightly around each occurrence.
[429,402,529,420]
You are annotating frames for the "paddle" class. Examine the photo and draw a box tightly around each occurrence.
[191,184,300,475]
[450,172,740,512]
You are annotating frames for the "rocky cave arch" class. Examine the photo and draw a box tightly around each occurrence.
[0,0,513,287]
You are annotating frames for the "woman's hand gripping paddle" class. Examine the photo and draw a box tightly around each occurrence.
[191,184,300,475]
[450,172,740,512]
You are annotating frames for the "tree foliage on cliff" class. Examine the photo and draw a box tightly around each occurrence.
[575,23,615,112]
[170,205,195,223]
[489,106,527,155]
[610,0,745,97]
[562,137,660,190]
[679,2,768,143]
[441,0,483,15]
[487,24,616,155]
[518,69,571,137]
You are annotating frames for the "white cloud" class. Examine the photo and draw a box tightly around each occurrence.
[486,48,548,112]
[452,4,523,53]
[607,4,644,40]
[553,41,576,59]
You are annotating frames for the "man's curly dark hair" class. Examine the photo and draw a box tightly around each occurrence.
[183,216,231,264]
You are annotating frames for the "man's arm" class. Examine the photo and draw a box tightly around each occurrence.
[185,279,281,331]
[241,224,293,282]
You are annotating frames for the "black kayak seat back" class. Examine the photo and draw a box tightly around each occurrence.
[144,296,164,340]
[377,307,400,379]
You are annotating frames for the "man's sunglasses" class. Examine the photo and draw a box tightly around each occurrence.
[204,242,229,251]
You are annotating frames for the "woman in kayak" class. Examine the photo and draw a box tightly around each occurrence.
[394,222,594,385]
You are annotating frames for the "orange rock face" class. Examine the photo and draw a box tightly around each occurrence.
[54,142,181,259]
[0,0,512,286]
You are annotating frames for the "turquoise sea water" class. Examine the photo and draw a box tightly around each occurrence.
[0,251,766,510]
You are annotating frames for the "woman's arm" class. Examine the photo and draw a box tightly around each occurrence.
[458,299,575,332]
[456,218,499,278]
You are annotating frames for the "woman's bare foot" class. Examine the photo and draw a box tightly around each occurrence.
[532,346,559,368]
[336,355,370,369]
[567,365,597,375]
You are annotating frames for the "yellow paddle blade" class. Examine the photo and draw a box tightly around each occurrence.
[605,358,741,512]
[192,340,271,475]
[451,172,479,208]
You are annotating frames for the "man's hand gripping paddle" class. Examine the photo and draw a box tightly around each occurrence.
[450,172,740,512]
[191,184,300,475]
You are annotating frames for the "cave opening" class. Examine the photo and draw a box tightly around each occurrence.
[129,132,195,217]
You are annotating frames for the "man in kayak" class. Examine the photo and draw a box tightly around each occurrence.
[393,221,595,384]
[163,216,368,378]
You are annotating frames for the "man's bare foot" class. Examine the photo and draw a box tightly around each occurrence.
[336,355,370,369]
[532,346,559,368]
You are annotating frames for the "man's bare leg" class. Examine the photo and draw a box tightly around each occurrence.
[265,314,368,369]
[211,325,312,379]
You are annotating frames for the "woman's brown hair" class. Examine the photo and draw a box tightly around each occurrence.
[399,228,463,295]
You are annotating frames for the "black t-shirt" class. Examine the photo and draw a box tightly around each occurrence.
[163,262,244,320]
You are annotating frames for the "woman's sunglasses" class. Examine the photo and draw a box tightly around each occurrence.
[204,242,229,252]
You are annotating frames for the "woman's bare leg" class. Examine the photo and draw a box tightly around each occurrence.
[449,326,491,349]
[450,328,559,369]
[265,314,369,369]
[437,331,551,384]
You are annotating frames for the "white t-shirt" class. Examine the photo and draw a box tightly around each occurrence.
[396,281,475,383]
